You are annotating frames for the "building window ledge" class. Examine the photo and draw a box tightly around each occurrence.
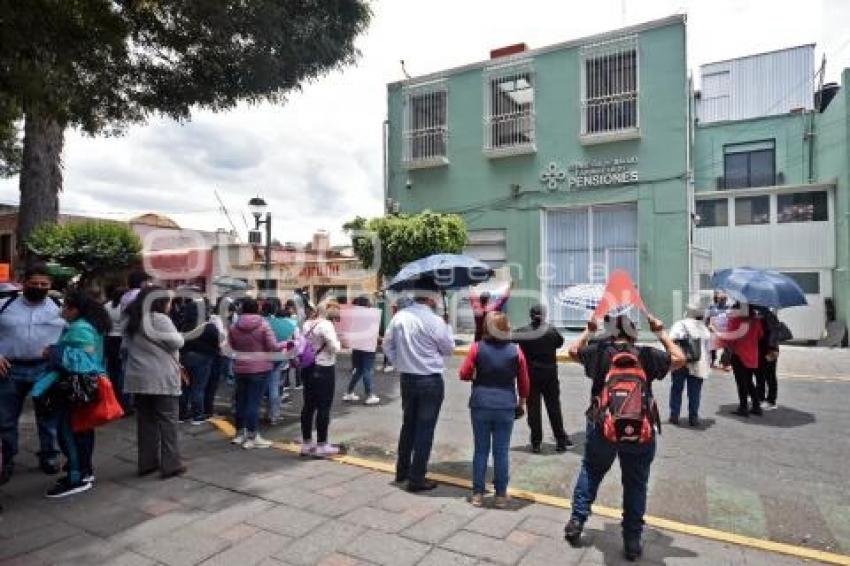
[403,156,450,170]
[484,143,537,159]
[579,128,640,146]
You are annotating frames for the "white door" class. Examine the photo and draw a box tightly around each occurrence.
[777,270,828,342]
[546,204,638,328]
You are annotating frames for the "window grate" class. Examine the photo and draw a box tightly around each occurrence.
[484,63,535,153]
[580,35,639,135]
[402,83,448,167]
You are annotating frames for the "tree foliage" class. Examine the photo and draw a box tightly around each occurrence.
[0,95,21,177]
[1,0,371,259]
[343,212,468,278]
[27,221,142,281]
[0,0,372,132]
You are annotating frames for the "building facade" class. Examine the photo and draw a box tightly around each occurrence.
[387,15,690,326]
[693,47,850,341]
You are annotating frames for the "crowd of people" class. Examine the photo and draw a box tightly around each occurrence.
[0,266,791,561]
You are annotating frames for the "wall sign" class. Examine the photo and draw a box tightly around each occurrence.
[567,156,639,188]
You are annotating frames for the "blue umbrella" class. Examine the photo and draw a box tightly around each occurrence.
[711,267,807,309]
[387,254,494,291]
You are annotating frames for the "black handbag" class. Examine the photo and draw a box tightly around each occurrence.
[675,333,702,364]
[37,373,100,415]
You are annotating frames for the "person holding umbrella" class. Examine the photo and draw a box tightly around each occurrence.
[721,305,763,416]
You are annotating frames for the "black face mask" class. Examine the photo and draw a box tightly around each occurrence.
[23,286,49,302]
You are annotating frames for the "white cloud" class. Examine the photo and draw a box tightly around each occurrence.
[0,0,843,245]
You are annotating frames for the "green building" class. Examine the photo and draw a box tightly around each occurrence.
[386,15,689,327]
[693,45,850,342]
[386,15,850,340]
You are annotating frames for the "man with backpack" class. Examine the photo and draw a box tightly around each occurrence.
[564,314,685,561]
[0,263,67,485]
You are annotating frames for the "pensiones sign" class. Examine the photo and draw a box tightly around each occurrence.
[567,156,638,189]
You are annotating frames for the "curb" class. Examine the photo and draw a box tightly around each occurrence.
[208,417,849,565]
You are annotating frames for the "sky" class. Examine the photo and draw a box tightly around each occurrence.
[1,0,848,246]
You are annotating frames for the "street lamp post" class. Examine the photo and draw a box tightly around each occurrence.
[248,196,272,296]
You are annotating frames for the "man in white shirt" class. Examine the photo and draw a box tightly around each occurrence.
[383,291,454,492]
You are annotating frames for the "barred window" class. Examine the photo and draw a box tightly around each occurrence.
[402,84,448,167]
[484,64,535,154]
[581,35,639,136]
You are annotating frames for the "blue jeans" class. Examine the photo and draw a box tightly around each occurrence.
[396,373,444,484]
[571,422,656,540]
[57,409,94,484]
[0,362,59,467]
[265,362,283,421]
[669,368,704,420]
[205,355,225,417]
[234,372,269,434]
[348,350,375,396]
[182,351,214,421]
[471,407,514,496]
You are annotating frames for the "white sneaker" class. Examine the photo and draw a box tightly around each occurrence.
[243,434,272,450]
[315,443,340,457]
[764,402,778,411]
[365,395,380,406]
[300,441,316,457]
[383,365,395,373]
[231,430,247,445]
[342,392,360,402]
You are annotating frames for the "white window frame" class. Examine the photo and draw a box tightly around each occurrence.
[580,35,640,144]
[402,81,449,169]
[483,61,536,157]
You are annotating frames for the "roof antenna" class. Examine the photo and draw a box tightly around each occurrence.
[400,59,411,79]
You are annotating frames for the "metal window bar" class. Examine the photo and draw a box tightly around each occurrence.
[580,35,638,135]
[403,85,448,164]
[484,64,535,151]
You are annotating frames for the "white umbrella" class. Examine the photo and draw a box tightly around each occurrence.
[556,283,633,316]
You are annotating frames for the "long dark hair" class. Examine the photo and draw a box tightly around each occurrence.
[64,289,112,335]
[125,285,171,336]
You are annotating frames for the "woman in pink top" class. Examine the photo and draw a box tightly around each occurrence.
[228,298,286,448]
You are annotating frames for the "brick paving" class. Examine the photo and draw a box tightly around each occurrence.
[0,415,824,565]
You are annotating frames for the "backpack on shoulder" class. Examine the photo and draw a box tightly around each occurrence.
[590,344,660,444]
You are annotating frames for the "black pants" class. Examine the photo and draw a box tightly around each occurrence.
[301,365,335,443]
[527,372,568,447]
[396,373,444,484]
[135,394,182,475]
[731,355,759,409]
[756,359,778,404]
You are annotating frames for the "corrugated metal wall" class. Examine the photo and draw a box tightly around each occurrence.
[697,45,814,123]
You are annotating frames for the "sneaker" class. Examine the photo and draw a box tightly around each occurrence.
[300,441,316,457]
[689,416,700,427]
[668,415,679,425]
[231,430,247,445]
[764,401,778,411]
[556,438,574,452]
[342,392,360,402]
[81,472,95,484]
[365,395,380,406]
[750,405,763,416]
[531,444,541,454]
[383,365,395,373]
[243,434,273,449]
[191,419,206,426]
[732,407,750,417]
[564,518,583,547]
[294,384,303,390]
[315,443,340,457]
[624,538,643,561]
[46,478,92,499]
[40,458,60,476]
[494,495,510,509]
[470,493,484,507]
[407,480,438,493]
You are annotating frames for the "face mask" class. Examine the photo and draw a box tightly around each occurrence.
[23,286,49,302]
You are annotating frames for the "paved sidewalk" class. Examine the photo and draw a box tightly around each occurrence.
[0,415,826,565]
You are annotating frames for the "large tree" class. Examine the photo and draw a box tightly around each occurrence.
[0,0,371,261]
[343,212,468,279]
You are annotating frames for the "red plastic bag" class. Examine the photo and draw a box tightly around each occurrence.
[72,375,124,432]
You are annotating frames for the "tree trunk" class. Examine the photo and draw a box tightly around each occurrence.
[16,110,64,267]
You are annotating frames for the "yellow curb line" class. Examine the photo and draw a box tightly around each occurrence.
[208,418,849,565]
